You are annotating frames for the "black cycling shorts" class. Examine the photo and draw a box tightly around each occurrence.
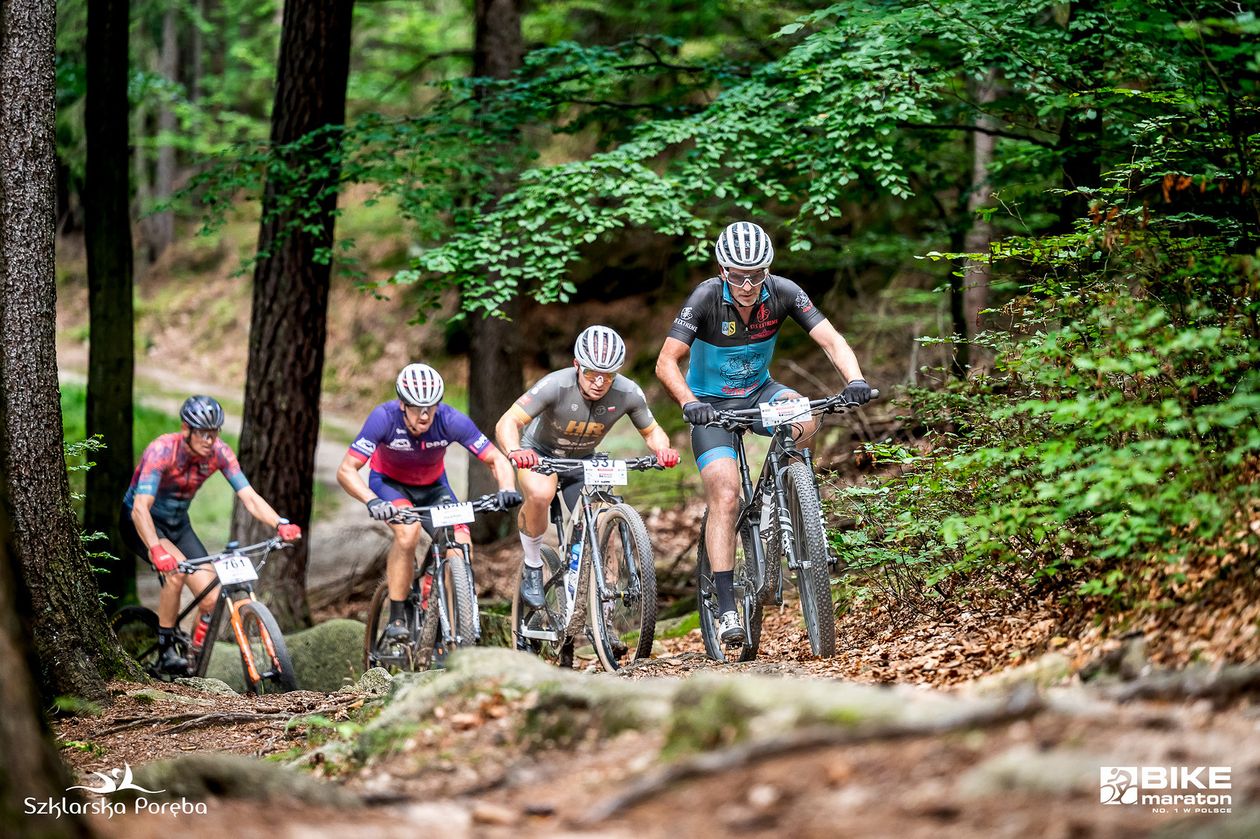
[119,504,208,566]
[689,378,798,470]
[369,471,461,537]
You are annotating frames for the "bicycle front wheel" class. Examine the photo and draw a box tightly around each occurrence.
[589,503,657,671]
[236,600,299,694]
[444,552,479,650]
[783,460,837,658]
[696,510,761,663]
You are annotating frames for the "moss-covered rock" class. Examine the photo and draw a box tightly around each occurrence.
[173,676,238,697]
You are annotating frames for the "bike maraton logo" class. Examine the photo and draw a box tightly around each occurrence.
[25,763,208,819]
[1100,766,1232,814]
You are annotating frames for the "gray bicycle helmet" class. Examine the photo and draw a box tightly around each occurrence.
[574,325,626,372]
[180,395,225,430]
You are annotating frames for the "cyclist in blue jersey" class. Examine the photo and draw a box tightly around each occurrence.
[656,221,873,645]
[120,395,302,674]
[336,363,521,643]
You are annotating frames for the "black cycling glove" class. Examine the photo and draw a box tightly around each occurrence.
[841,379,873,405]
[683,400,718,425]
[366,497,398,521]
[495,490,524,511]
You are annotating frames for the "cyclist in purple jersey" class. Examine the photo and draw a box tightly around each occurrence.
[656,222,872,644]
[337,363,521,641]
[120,395,302,673]
[496,326,679,607]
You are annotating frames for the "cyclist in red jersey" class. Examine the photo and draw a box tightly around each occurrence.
[120,395,301,674]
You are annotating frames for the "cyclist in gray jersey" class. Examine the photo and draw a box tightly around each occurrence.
[496,325,679,606]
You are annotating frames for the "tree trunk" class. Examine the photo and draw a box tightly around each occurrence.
[466,0,524,541]
[0,475,89,837]
[231,0,354,630]
[1,0,135,702]
[150,6,178,255]
[960,69,999,374]
[84,0,137,608]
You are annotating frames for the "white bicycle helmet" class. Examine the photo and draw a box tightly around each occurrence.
[395,363,445,406]
[180,395,224,429]
[574,325,626,373]
[714,221,774,270]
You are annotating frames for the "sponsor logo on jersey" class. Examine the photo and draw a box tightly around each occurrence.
[420,439,450,449]
[755,303,770,322]
[795,291,814,313]
[680,306,694,320]
[570,403,579,412]
[388,439,413,451]
[595,406,606,416]
[354,438,377,454]
[722,321,737,336]
[674,319,699,333]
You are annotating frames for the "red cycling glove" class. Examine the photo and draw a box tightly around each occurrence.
[277,520,302,541]
[149,544,177,573]
[509,448,539,469]
[655,448,680,468]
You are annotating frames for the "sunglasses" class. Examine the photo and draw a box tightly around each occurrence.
[580,367,614,383]
[404,403,438,419]
[724,267,768,289]
[190,428,220,441]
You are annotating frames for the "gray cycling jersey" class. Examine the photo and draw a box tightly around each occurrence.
[510,368,658,458]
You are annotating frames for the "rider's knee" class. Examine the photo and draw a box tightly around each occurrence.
[393,525,422,551]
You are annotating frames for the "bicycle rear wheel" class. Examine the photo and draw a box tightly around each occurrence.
[111,605,162,676]
[590,503,657,671]
[783,460,837,658]
[364,580,419,672]
[696,510,761,663]
[236,600,299,694]
[510,546,569,666]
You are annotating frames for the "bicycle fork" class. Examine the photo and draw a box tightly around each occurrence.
[225,595,276,685]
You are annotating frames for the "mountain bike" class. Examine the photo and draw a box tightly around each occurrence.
[111,537,299,694]
[364,492,516,672]
[510,454,661,672]
[692,391,877,662]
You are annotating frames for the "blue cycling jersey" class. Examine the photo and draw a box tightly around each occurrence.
[666,276,826,398]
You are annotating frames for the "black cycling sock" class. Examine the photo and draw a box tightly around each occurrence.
[714,571,736,614]
[157,626,176,649]
[389,599,406,623]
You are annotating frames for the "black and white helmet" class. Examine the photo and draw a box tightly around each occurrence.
[714,221,774,270]
[574,325,626,373]
[180,395,224,430]
[395,363,445,407]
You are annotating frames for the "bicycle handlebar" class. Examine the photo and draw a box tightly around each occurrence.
[695,390,880,430]
[530,454,663,476]
[177,537,289,573]
[385,491,518,526]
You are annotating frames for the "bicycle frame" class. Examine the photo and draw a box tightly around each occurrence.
[168,539,286,681]
[531,455,660,641]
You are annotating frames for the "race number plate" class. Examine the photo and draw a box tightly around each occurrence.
[430,502,476,527]
[213,554,258,585]
[759,398,811,428]
[583,460,628,485]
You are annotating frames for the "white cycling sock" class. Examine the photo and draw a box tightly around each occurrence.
[520,532,544,568]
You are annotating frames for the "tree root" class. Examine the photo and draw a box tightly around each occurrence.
[1099,663,1260,705]
[581,684,1042,825]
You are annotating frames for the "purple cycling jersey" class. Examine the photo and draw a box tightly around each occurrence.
[347,401,492,486]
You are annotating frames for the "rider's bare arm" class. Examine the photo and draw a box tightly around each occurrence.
[336,450,376,504]
[130,494,163,549]
[655,337,700,407]
[479,445,520,492]
[236,485,285,529]
[494,406,529,454]
[808,320,866,385]
[640,423,671,452]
